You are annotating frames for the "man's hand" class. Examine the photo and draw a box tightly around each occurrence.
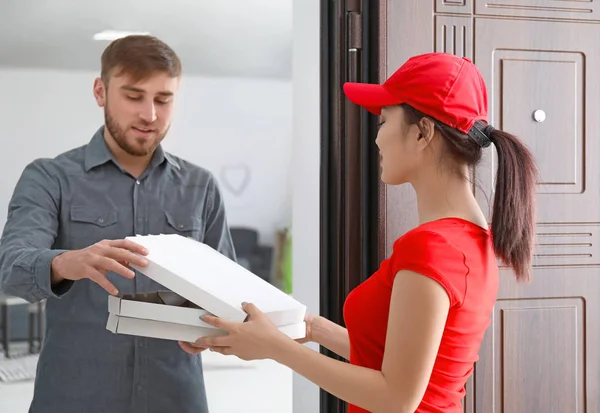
[178,341,209,355]
[50,239,149,295]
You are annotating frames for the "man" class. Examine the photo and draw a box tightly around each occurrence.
[0,35,235,413]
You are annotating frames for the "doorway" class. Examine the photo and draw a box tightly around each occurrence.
[320,1,600,412]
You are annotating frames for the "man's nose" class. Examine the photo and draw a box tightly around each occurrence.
[139,102,157,123]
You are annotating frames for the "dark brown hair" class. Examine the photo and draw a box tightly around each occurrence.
[100,35,182,84]
[401,104,538,282]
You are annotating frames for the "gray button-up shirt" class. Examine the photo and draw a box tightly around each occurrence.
[0,126,236,413]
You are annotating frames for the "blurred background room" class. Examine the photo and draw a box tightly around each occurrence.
[0,1,317,412]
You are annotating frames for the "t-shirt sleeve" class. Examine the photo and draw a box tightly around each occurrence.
[389,230,468,307]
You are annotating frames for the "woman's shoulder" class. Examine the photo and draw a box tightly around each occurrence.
[388,218,493,306]
[393,217,490,252]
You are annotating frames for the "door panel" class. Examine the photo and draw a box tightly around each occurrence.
[474,18,600,226]
[474,0,600,21]
[434,15,473,59]
[473,17,600,412]
[436,0,474,14]
[384,1,599,412]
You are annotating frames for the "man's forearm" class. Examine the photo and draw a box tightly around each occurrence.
[0,245,69,302]
[0,159,71,301]
[312,316,351,360]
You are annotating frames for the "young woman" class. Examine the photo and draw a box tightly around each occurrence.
[180,52,538,412]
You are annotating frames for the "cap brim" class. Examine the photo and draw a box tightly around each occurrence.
[343,82,402,115]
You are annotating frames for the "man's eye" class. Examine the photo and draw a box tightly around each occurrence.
[127,96,142,101]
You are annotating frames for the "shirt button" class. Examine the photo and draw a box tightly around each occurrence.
[137,384,143,391]
[178,224,184,229]
[98,218,104,224]
[136,180,141,185]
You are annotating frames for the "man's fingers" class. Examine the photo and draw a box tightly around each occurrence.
[108,239,149,256]
[89,271,119,295]
[178,341,207,355]
[209,346,231,355]
[95,256,135,279]
[103,247,148,268]
[178,341,197,354]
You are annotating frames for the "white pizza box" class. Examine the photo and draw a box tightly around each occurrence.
[107,314,306,342]
[107,292,213,328]
[105,289,220,342]
[106,291,306,341]
[123,233,306,326]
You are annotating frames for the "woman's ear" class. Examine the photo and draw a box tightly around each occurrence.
[418,118,436,142]
[414,118,437,153]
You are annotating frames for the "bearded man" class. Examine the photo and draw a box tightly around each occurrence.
[0,35,236,413]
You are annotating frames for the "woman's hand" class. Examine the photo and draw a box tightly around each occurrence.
[194,302,293,361]
[296,313,317,344]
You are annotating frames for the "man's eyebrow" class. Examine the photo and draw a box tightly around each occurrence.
[120,85,173,96]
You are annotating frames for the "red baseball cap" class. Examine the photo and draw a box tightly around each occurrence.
[343,52,489,134]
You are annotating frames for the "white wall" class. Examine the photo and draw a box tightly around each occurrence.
[0,68,292,245]
[291,0,321,412]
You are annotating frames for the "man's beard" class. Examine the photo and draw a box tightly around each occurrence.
[104,104,167,157]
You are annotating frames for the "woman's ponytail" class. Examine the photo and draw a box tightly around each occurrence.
[489,129,539,282]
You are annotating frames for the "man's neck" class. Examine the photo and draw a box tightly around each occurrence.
[103,129,152,178]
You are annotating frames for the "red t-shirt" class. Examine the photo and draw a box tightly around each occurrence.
[343,218,499,412]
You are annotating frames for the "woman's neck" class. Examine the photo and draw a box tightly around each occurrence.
[411,167,487,229]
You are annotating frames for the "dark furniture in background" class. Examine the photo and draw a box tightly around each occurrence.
[230,227,274,283]
[0,295,44,358]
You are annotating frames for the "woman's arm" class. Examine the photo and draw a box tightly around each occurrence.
[310,315,351,360]
[196,269,450,412]
[272,270,450,412]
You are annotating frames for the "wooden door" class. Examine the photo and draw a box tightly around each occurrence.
[381,1,600,412]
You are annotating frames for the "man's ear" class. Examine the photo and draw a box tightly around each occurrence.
[93,78,106,108]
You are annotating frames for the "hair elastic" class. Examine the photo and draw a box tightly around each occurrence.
[468,124,495,148]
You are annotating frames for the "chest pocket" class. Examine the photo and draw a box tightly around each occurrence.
[164,211,204,242]
[68,206,121,249]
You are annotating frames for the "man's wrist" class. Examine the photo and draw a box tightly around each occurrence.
[33,249,72,300]
[50,253,65,285]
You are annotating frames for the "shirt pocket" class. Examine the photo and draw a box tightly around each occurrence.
[68,205,122,249]
[163,211,205,242]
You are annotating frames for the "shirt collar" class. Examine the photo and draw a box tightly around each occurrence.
[84,126,180,172]
[83,126,113,171]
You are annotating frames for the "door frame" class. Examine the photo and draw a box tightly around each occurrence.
[319,0,383,411]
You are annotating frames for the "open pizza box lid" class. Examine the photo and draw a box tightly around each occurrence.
[106,234,306,341]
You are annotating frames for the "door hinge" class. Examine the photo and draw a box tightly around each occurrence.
[346,11,362,82]
[347,11,362,51]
